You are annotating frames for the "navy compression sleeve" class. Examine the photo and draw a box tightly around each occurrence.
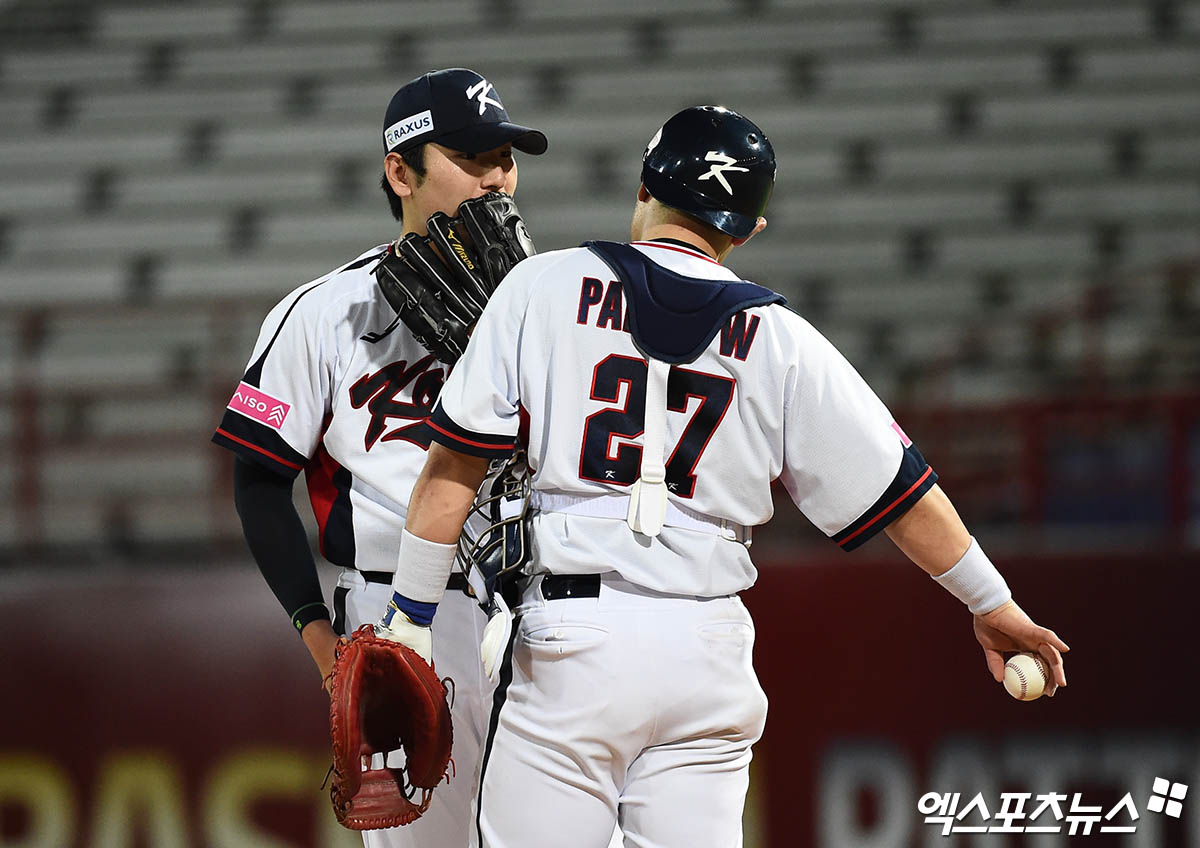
[233,456,330,633]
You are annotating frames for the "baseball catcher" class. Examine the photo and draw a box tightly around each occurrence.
[373,191,536,364]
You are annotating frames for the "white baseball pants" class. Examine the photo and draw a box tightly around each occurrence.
[474,573,768,848]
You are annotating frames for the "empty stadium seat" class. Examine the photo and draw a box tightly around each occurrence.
[0,0,1195,557]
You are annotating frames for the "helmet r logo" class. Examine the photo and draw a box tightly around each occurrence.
[698,151,749,195]
[465,78,503,116]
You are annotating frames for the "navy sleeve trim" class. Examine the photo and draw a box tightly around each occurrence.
[833,444,938,552]
[212,410,307,479]
[426,404,515,459]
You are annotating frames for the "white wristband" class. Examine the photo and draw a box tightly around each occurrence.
[391,528,458,604]
[932,537,1011,615]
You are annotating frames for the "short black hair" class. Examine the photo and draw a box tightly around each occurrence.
[380,143,428,223]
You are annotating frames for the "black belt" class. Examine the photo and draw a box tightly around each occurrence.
[540,574,601,600]
[359,570,469,592]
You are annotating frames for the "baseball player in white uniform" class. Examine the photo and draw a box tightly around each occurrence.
[374,106,1070,848]
[212,69,547,847]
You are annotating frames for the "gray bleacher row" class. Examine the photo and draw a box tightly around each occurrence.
[65,0,1200,56]
[5,38,1197,138]
[8,84,1195,172]
[3,177,1195,263]
[4,41,1197,148]
[0,0,1197,555]
[1,215,1194,311]
[7,140,1197,214]
[4,127,1198,227]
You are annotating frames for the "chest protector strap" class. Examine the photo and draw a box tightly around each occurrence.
[583,241,785,537]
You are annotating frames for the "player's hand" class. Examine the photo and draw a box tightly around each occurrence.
[973,600,1069,696]
[375,602,434,665]
[301,619,341,695]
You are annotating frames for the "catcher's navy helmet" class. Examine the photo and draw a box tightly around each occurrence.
[640,105,775,240]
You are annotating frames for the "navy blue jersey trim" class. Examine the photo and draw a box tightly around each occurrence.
[213,411,307,479]
[584,240,785,364]
[332,586,349,637]
[427,405,516,459]
[242,251,385,386]
[647,237,711,253]
[834,444,938,551]
[343,250,387,273]
[306,445,357,568]
[476,613,522,848]
[242,280,327,387]
[322,463,356,566]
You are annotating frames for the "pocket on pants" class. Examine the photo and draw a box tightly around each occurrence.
[521,622,609,658]
[696,619,754,648]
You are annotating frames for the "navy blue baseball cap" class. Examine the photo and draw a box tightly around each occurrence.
[383,68,548,156]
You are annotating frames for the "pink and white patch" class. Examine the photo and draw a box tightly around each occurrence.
[891,421,913,448]
[228,382,290,430]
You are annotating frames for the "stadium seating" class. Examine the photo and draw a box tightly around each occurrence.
[0,0,1196,556]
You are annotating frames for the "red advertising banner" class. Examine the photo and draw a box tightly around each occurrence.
[1,552,1196,847]
[747,550,1198,848]
[0,570,355,848]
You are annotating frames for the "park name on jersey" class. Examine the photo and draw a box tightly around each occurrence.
[575,276,763,361]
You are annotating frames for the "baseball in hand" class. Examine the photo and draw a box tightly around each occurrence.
[1003,652,1049,701]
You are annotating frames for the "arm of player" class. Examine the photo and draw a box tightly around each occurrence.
[377,443,492,661]
[232,456,339,691]
[406,443,494,546]
[884,484,1070,696]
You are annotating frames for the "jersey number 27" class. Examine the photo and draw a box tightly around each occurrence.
[579,354,734,499]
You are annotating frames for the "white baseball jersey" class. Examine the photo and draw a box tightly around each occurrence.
[213,245,449,573]
[429,239,936,597]
[212,245,507,848]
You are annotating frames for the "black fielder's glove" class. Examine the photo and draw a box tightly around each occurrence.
[373,192,536,364]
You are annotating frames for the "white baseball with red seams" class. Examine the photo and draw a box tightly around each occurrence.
[1004,652,1049,700]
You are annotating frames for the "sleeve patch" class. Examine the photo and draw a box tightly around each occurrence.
[227,382,291,430]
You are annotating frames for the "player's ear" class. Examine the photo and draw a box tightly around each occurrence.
[385,152,417,199]
[732,216,767,247]
[636,183,652,203]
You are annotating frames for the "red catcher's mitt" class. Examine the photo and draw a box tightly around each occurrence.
[327,625,453,830]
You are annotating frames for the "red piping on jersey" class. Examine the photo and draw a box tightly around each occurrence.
[632,241,721,265]
[426,419,515,451]
[837,466,934,548]
[306,443,342,559]
[215,427,304,470]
